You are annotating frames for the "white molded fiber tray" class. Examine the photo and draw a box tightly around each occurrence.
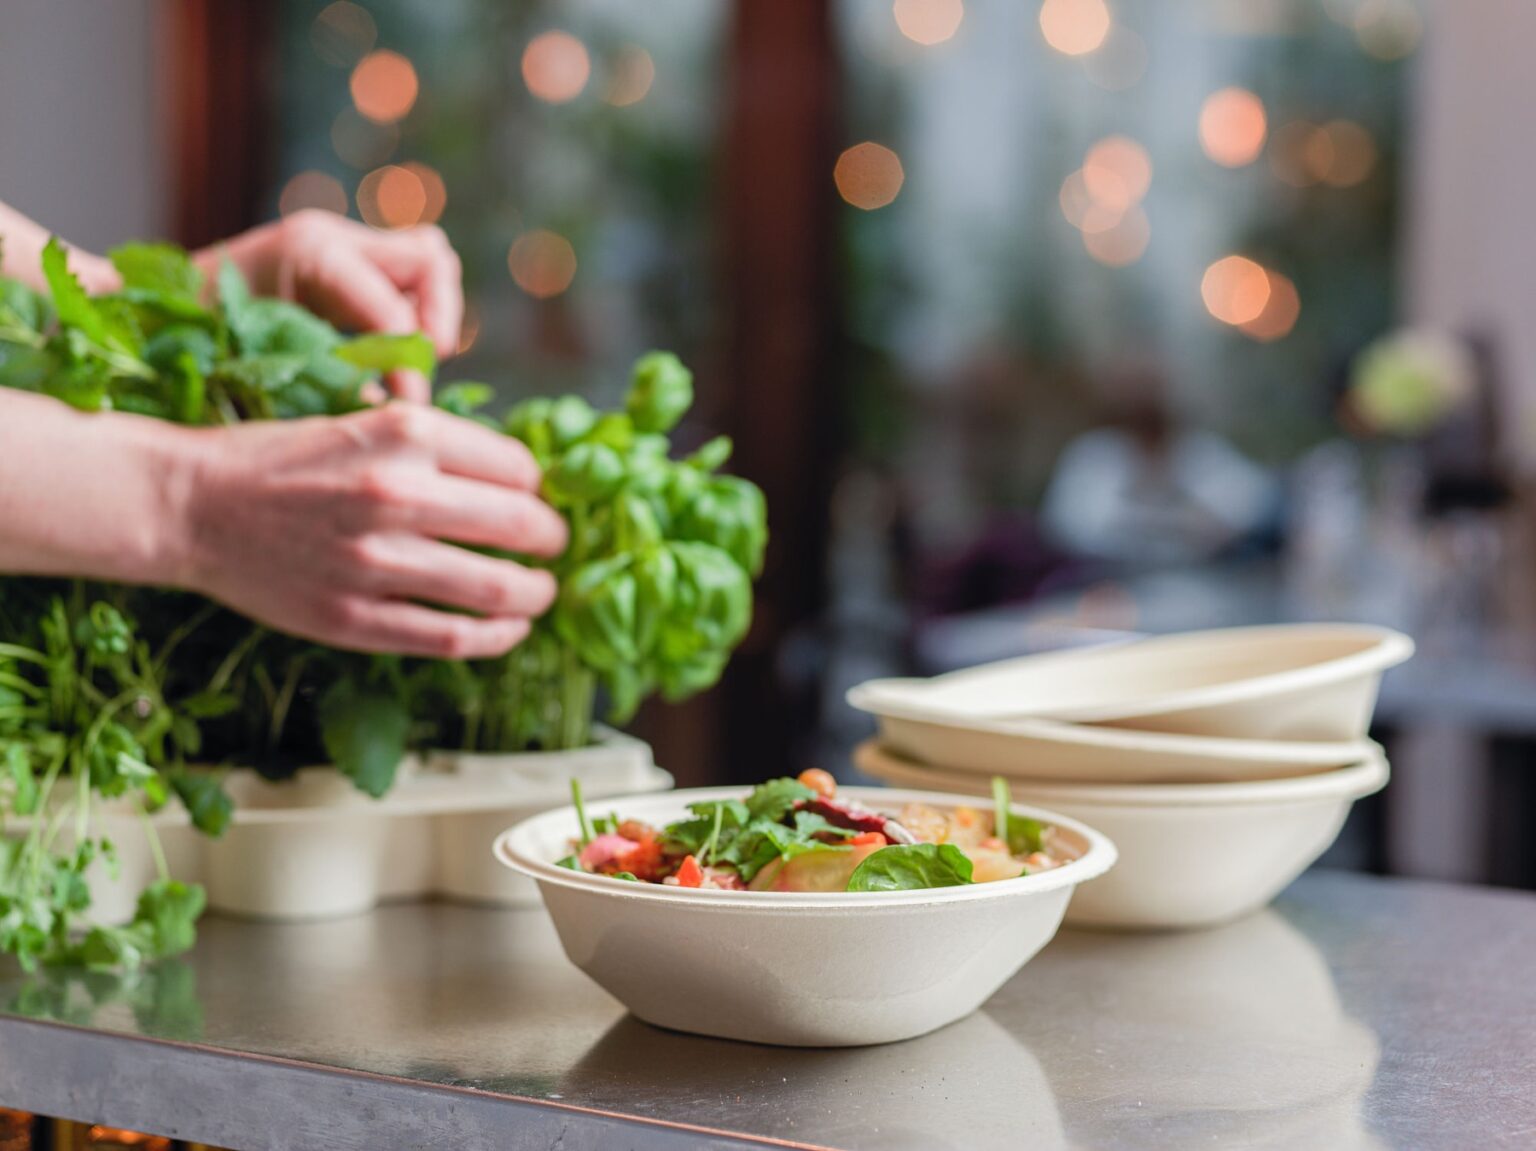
[81,728,671,923]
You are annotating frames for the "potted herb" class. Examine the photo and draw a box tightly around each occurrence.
[0,239,766,963]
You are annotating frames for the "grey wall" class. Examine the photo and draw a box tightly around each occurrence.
[0,0,168,252]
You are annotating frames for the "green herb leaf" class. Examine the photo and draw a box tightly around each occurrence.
[846,844,975,892]
[318,677,409,798]
[110,243,205,301]
[335,332,436,376]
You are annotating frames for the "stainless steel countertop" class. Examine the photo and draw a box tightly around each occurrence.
[1,870,1532,1150]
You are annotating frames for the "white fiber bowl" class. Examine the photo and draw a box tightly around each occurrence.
[496,786,1117,1047]
[847,699,1374,785]
[854,623,1414,741]
[854,743,1388,930]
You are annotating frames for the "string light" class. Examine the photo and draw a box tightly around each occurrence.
[1039,0,1112,57]
[508,230,577,298]
[893,0,965,46]
[350,50,419,124]
[1082,136,1152,211]
[1083,205,1150,266]
[279,171,348,217]
[310,1,376,68]
[1199,88,1267,168]
[523,31,591,104]
[357,165,427,229]
[1319,120,1377,186]
[401,161,448,224]
[605,46,655,107]
[834,142,905,210]
[1239,272,1301,342]
[1202,256,1271,326]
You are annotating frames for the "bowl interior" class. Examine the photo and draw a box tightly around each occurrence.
[498,785,1117,907]
[853,624,1413,723]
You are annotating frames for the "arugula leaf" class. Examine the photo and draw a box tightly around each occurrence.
[335,332,436,376]
[318,677,409,798]
[846,844,974,892]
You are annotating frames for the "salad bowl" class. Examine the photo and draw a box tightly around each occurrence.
[496,785,1117,1046]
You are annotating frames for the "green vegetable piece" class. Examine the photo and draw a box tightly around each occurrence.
[993,776,1011,845]
[5,745,37,816]
[168,768,233,838]
[686,435,733,472]
[42,238,112,347]
[548,394,598,445]
[546,441,625,503]
[555,855,582,871]
[846,844,975,892]
[626,351,693,433]
[335,332,437,377]
[318,677,410,798]
[555,556,639,671]
[109,243,205,301]
[435,381,495,417]
[572,777,593,846]
[744,777,816,823]
[675,476,768,577]
[504,396,553,439]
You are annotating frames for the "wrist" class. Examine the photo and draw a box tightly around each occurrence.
[116,417,216,590]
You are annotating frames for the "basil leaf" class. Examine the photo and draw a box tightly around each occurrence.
[846,844,974,892]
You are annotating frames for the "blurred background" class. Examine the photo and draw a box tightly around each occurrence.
[5,0,1533,889]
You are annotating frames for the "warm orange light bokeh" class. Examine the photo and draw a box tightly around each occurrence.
[279,170,348,217]
[1083,205,1150,266]
[1039,0,1112,56]
[509,230,577,298]
[357,165,428,229]
[893,0,965,46]
[350,49,419,124]
[1059,170,1094,230]
[835,142,905,210]
[1199,87,1267,168]
[311,1,377,69]
[523,31,591,104]
[1320,120,1378,186]
[401,161,448,224]
[1239,271,1301,342]
[1270,120,1319,187]
[1202,256,1272,326]
[1082,135,1152,211]
[605,46,655,107]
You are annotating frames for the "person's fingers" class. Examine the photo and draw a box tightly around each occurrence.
[399,475,568,556]
[427,410,544,491]
[292,245,418,338]
[322,596,532,659]
[385,369,431,404]
[353,532,558,616]
[364,227,464,357]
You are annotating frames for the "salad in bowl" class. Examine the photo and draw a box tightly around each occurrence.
[558,770,1076,894]
[497,777,1115,1045]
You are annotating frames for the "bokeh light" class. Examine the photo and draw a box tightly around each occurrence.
[1058,170,1094,230]
[1202,256,1272,326]
[1084,27,1147,91]
[1354,0,1422,60]
[1199,87,1267,168]
[396,161,446,224]
[605,46,655,107]
[357,165,428,229]
[1270,120,1320,187]
[1039,0,1112,57]
[310,1,377,69]
[508,230,577,298]
[331,107,400,170]
[278,170,348,217]
[522,31,591,104]
[834,142,905,210]
[1083,204,1150,266]
[1239,271,1301,342]
[350,50,419,124]
[893,0,965,46]
[457,304,481,355]
[1082,136,1152,211]
[1319,120,1378,186]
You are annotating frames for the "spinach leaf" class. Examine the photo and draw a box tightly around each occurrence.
[846,844,975,892]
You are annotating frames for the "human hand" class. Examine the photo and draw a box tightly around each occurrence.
[175,404,567,658]
[201,210,462,403]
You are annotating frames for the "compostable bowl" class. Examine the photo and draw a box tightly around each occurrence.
[853,623,1414,741]
[496,786,1117,1047]
[854,742,1388,930]
[846,699,1374,785]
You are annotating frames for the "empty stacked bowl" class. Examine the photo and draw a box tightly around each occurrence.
[848,624,1414,929]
